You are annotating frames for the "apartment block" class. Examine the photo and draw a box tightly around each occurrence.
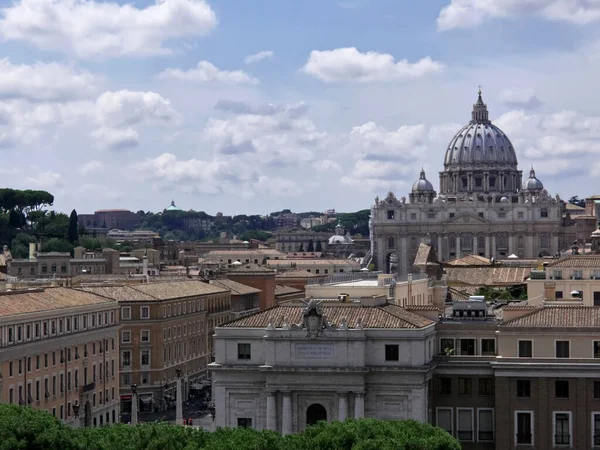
[0,287,120,427]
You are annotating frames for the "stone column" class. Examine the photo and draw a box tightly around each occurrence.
[282,392,292,435]
[491,234,496,258]
[508,235,514,255]
[266,392,277,431]
[338,393,348,421]
[485,235,490,257]
[176,376,183,425]
[473,234,478,256]
[354,393,365,419]
[437,235,443,259]
[455,235,461,259]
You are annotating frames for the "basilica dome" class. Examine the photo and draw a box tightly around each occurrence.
[523,168,544,191]
[444,90,518,168]
[412,169,434,192]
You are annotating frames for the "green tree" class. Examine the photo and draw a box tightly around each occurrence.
[68,209,79,244]
[43,238,73,253]
[307,240,314,252]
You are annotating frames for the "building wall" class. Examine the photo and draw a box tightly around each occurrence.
[227,274,275,310]
[0,303,120,427]
[528,273,600,305]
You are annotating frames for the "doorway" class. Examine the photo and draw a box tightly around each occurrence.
[306,403,327,426]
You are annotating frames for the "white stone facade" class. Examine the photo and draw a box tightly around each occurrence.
[209,300,436,433]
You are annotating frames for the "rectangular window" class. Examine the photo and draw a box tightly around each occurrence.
[9,361,13,377]
[594,381,600,399]
[553,412,571,446]
[237,418,252,429]
[458,377,472,395]
[140,306,150,319]
[556,290,564,299]
[237,343,251,360]
[556,341,570,358]
[440,338,454,355]
[439,377,452,395]
[478,408,494,442]
[121,307,131,320]
[481,339,496,356]
[457,409,473,441]
[478,378,494,396]
[518,211,524,219]
[141,350,150,366]
[594,341,600,359]
[516,411,533,445]
[460,339,476,356]
[387,210,395,220]
[385,344,399,361]
[555,380,569,398]
[121,331,131,343]
[122,351,131,367]
[436,408,453,435]
[541,208,548,218]
[517,379,531,398]
[593,413,600,447]
[518,340,533,358]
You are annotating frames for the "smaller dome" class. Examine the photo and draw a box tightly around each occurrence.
[166,200,183,211]
[412,169,434,192]
[523,168,544,191]
[500,196,509,203]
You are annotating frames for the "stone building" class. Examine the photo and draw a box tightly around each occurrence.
[371,90,570,275]
[0,287,120,427]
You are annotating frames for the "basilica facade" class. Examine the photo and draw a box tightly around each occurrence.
[371,90,569,275]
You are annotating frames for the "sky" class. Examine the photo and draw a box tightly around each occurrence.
[1,0,600,216]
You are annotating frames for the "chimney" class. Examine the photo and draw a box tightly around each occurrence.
[29,243,37,261]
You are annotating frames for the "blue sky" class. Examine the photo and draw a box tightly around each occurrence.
[1,0,599,215]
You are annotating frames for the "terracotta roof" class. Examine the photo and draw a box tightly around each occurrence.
[404,304,442,312]
[229,263,276,274]
[209,279,261,296]
[547,256,600,268]
[0,287,115,318]
[221,303,433,329]
[446,254,491,266]
[502,305,540,311]
[267,259,360,267]
[445,266,532,286]
[501,305,600,327]
[204,249,284,256]
[566,203,585,211]
[80,280,228,302]
[275,269,320,279]
[79,286,155,301]
[414,243,434,267]
[275,285,304,296]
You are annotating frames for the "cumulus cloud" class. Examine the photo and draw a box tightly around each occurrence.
[349,122,427,159]
[437,0,600,31]
[78,160,105,175]
[500,88,542,110]
[312,159,342,173]
[26,170,63,188]
[92,127,139,149]
[0,59,97,102]
[158,61,258,84]
[302,47,443,83]
[0,0,218,59]
[244,50,274,64]
[214,99,307,117]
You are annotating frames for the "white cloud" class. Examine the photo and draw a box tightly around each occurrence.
[92,127,139,149]
[302,47,443,83]
[437,0,600,31]
[78,160,105,175]
[244,50,274,64]
[312,159,342,173]
[500,88,542,110]
[0,0,218,59]
[349,122,426,159]
[428,123,462,143]
[96,90,178,127]
[26,170,62,188]
[0,59,97,102]
[158,61,259,84]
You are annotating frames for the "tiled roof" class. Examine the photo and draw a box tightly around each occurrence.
[274,285,304,296]
[445,266,532,286]
[404,304,442,312]
[229,263,276,274]
[547,256,600,268]
[501,305,600,327]
[446,254,491,266]
[204,249,284,256]
[79,286,156,301]
[503,305,540,311]
[80,280,229,302]
[414,243,434,267]
[221,303,433,329]
[566,203,585,211]
[209,279,261,296]
[275,269,320,279]
[267,259,360,267]
[0,287,115,318]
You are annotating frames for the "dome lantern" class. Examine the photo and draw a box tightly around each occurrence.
[471,87,490,124]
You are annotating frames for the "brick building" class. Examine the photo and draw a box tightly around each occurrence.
[227,264,276,310]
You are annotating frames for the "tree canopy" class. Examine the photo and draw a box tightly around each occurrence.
[0,405,460,450]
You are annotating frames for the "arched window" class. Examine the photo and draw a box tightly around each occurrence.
[61,263,67,273]
[540,234,550,249]
[41,263,48,273]
[518,236,524,249]
[461,233,473,251]
[51,263,57,273]
[387,236,395,249]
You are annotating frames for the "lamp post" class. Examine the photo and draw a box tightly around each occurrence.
[175,369,183,425]
[131,384,138,425]
[163,382,169,412]
[72,400,80,429]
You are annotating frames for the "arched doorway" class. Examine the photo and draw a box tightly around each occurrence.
[306,403,327,426]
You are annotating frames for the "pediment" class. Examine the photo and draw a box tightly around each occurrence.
[442,213,489,225]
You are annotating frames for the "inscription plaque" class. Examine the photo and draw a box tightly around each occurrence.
[295,343,334,359]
